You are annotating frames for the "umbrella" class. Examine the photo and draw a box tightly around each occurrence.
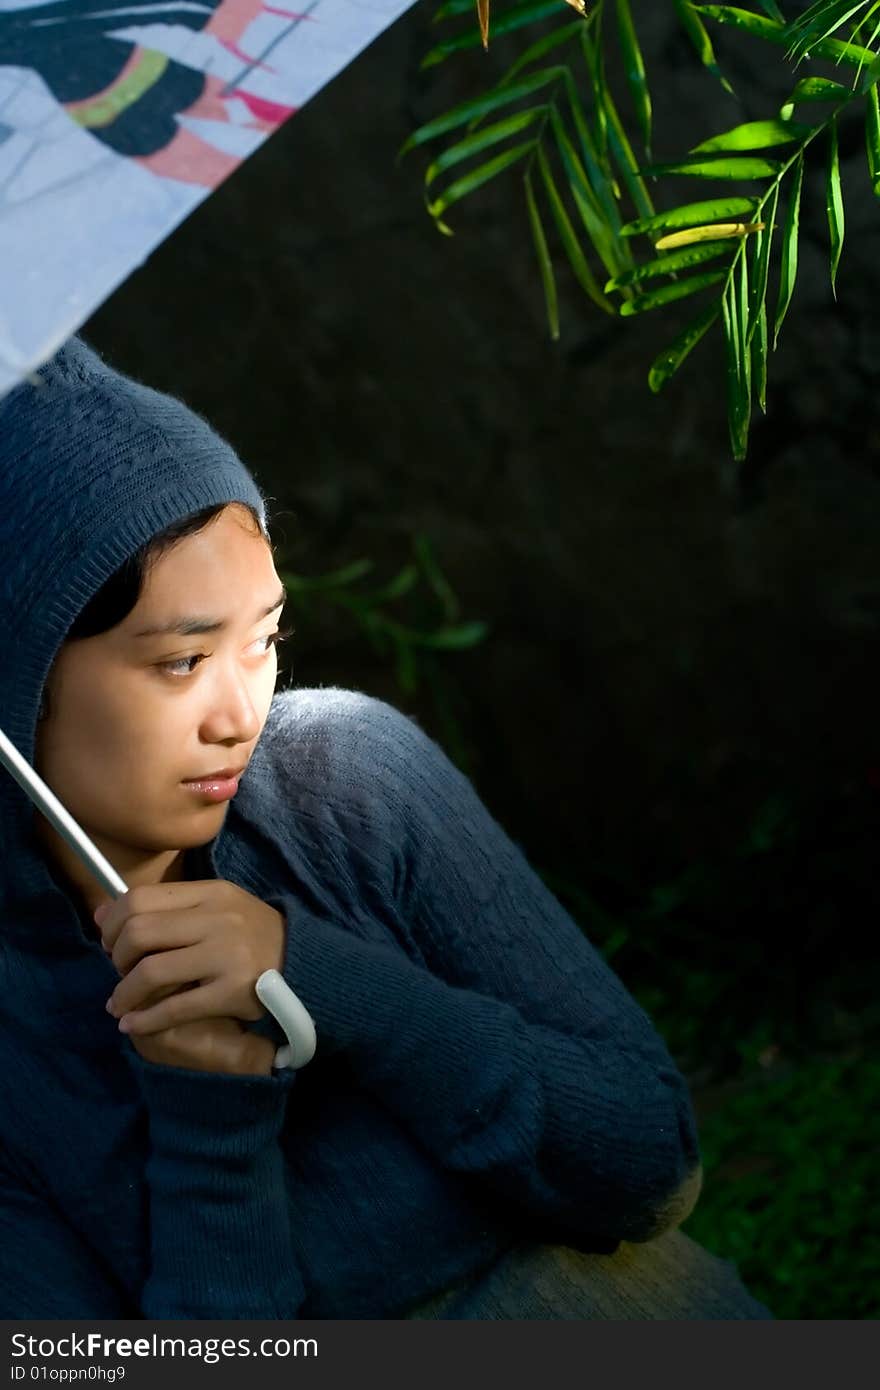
[0,723,318,1069]
[0,0,418,397]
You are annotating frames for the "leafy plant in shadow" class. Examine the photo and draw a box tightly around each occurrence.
[276,532,489,773]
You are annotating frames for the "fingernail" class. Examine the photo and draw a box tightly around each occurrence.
[118,1017,131,1033]
[105,998,116,1015]
[94,904,108,925]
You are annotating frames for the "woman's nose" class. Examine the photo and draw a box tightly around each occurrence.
[207,672,263,741]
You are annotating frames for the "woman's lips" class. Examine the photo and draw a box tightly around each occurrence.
[181,773,242,802]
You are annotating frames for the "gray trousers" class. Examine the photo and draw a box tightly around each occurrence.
[403,1228,774,1319]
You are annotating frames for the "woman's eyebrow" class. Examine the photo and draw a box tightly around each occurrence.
[133,588,287,638]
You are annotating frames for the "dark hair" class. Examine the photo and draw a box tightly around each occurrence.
[37,502,268,720]
[67,502,267,641]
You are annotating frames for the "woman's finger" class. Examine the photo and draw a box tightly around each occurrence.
[94,880,214,951]
[115,980,229,1036]
[106,914,199,977]
[107,943,208,1017]
[133,979,201,1011]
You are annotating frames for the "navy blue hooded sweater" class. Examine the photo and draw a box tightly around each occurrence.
[0,339,704,1318]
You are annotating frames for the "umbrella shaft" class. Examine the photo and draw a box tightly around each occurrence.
[0,726,128,899]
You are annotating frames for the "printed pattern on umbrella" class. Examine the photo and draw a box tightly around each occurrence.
[0,0,319,187]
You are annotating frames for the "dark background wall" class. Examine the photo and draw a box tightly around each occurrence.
[84,3,880,959]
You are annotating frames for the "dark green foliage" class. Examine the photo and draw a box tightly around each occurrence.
[680,1054,880,1318]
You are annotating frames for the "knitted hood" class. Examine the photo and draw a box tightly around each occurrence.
[0,337,268,928]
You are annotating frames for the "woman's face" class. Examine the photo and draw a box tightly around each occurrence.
[34,505,286,866]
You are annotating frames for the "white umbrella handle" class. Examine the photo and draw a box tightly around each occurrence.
[0,726,315,1070]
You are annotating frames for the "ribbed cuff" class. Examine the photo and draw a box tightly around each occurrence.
[124,1043,296,1152]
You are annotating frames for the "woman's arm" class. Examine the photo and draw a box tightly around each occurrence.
[123,1052,306,1318]
[263,692,703,1247]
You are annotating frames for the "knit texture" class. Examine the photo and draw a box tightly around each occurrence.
[0,338,768,1319]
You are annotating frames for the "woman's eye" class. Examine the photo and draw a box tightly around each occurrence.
[159,627,292,679]
[160,653,205,678]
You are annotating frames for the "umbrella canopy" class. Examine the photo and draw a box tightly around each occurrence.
[0,0,417,398]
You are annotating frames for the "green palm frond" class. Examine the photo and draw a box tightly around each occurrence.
[616,0,652,154]
[826,114,845,295]
[773,147,803,348]
[403,0,880,460]
[865,79,880,189]
[674,0,737,95]
[525,166,561,336]
[422,0,562,67]
[606,239,735,291]
[691,118,815,150]
[747,182,777,346]
[694,4,877,69]
[722,251,752,458]
[785,0,877,63]
[647,300,722,392]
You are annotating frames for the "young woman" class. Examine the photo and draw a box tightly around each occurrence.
[0,337,773,1319]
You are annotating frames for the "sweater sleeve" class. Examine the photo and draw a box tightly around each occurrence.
[122,1048,306,1318]
[266,695,703,1247]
